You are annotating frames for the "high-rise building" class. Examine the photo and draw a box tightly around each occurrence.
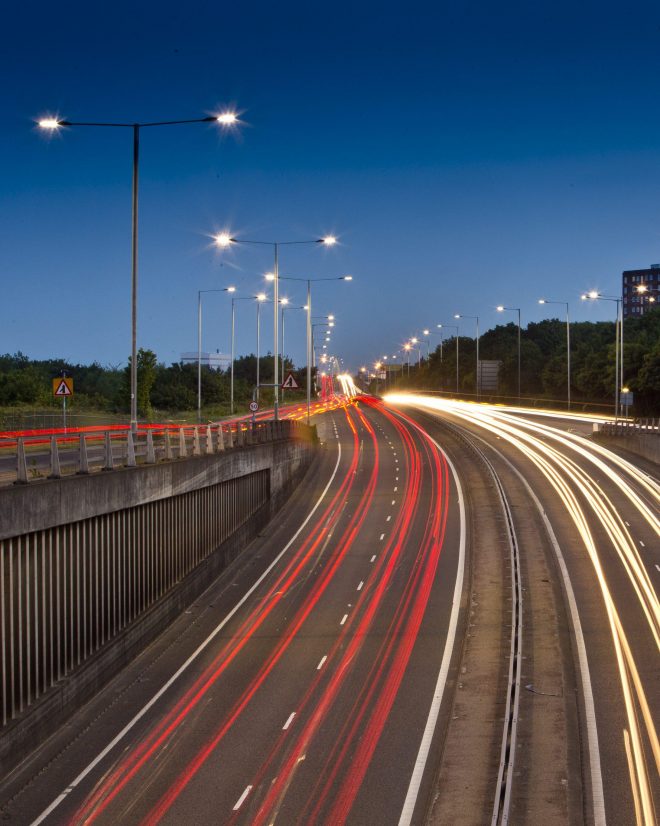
[622,265,660,319]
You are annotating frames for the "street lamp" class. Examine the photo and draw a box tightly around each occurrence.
[197,286,235,422]
[214,234,338,420]
[539,299,571,409]
[255,293,268,400]
[438,324,459,392]
[454,314,480,398]
[39,111,238,432]
[267,273,352,423]
[496,306,521,399]
[281,300,306,396]
[581,291,623,416]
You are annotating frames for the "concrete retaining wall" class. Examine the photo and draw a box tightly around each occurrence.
[592,432,660,465]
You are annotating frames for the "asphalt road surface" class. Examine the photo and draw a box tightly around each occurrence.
[1,398,465,825]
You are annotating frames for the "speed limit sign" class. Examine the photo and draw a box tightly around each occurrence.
[249,401,259,413]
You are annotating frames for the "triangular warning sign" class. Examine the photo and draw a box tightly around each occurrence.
[282,372,299,389]
[54,380,72,396]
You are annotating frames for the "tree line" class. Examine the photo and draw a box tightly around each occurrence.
[374,309,660,415]
[0,349,309,420]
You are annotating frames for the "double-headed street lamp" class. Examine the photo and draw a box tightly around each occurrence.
[538,299,571,410]
[581,291,623,416]
[496,306,521,399]
[214,234,337,419]
[197,286,235,421]
[438,324,459,392]
[266,273,351,422]
[454,314,480,398]
[39,111,238,432]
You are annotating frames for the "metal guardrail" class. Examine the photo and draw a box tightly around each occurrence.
[597,418,660,437]
[0,420,307,486]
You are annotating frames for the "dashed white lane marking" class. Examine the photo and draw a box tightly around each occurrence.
[386,515,392,522]
[233,786,253,811]
[317,655,327,670]
[370,555,376,562]
[394,486,398,492]
[340,614,348,625]
[283,712,296,730]
[625,521,630,526]
[396,476,399,481]
[391,500,396,505]
[639,541,645,548]
[357,581,364,591]
[380,533,385,540]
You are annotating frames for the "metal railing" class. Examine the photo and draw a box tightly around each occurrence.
[0,468,270,726]
[1,419,305,486]
[598,418,660,436]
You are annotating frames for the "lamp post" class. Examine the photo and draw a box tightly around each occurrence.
[266,273,351,423]
[280,300,306,394]
[39,111,238,432]
[581,291,623,416]
[255,293,268,400]
[496,306,521,400]
[438,324,459,392]
[214,235,337,420]
[197,286,235,421]
[454,314,480,398]
[410,338,422,367]
[421,330,431,361]
[538,299,571,409]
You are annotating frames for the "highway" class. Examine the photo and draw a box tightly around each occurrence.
[387,394,659,826]
[1,398,466,825]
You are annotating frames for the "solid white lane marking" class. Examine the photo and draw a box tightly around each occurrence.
[283,712,296,730]
[233,786,253,811]
[370,555,376,562]
[32,440,345,826]
[380,533,385,540]
[386,515,392,522]
[317,655,327,670]
[340,614,348,625]
[357,581,364,591]
[397,428,466,826]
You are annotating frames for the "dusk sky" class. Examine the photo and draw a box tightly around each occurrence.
[3,1,660,371]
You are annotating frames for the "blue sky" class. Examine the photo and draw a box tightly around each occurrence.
[2,1,660,370]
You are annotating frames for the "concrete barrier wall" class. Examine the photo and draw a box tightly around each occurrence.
[0,428,316,775]
[592,432,660,465]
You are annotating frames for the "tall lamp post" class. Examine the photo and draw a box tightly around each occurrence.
[197,285,236,421]
[496,306,522,400]
[538,299,571,409]
[280,300,307,392]
[214,234,337,420]
[581,291,623,416]
[438,324,459,392]
[454,314,480,398]
[39,111,238,432]
[255,293,268,400]
[266,273,351,423]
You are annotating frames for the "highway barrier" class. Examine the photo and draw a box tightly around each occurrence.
[0,420,317,774]
[592,418,660,464]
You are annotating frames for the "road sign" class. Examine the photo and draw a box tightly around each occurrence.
[282,372,299,390]
[52,377,73,397]
[249,401,259,412]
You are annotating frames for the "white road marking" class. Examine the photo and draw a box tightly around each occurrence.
[625,521,630,526]
[340,613,348,625]
[283,712,296,730]
[31,440,345,826]
[357,581,364,591]
[233,786,253,811]
[380,533,385,540]
[317,655,327,670]
[639,541,645,548]
[655,564,660,573]
[386,515,392,522]
[370,555,376,562]
[391,500,396,505]
[394,486,398,492]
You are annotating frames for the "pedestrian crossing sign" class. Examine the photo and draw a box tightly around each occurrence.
[52,377,74,397]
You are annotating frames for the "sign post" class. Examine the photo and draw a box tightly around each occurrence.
[249,399,259,423]
[52,375,74,431]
